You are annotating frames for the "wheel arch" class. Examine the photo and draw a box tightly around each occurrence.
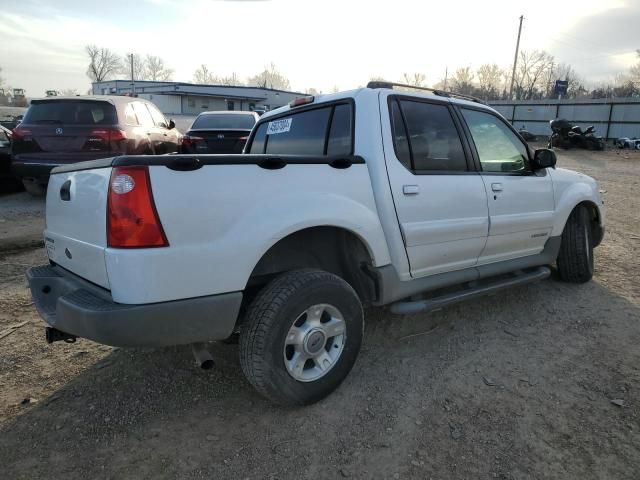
[245,225,380,305]
[558,200,604,247]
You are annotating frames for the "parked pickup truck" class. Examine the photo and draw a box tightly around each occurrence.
[27,82,605,406]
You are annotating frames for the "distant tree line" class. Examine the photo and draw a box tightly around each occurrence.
[50,45,640,99]
[84,45,294,91]
[377,49,640,100]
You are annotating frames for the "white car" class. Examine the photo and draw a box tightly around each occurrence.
[28,82,605,405]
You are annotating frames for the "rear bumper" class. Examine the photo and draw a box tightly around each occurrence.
[11,160,58,183]
[12,154,116,182]
[27,264,243,347]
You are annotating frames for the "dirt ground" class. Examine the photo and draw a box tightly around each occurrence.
[0,146,639,479]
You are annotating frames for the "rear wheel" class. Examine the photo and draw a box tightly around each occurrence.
[239,269,363,406]
[557,205,594,283]
[22,180,46,196]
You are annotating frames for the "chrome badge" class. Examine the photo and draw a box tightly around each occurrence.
[55,127,63,135]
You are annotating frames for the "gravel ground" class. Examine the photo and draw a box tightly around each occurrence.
[0,147,639,479]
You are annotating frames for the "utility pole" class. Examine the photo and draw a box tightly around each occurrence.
[443,66,448,90]
[129,53,135,96]
[508,15,524,100]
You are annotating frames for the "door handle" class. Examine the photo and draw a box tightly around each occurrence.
[403,185,419,195]
[491,183,503,192]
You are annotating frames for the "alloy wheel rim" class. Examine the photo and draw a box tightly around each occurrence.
[283,303,346,382]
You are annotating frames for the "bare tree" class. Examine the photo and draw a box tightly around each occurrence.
[193,64,218,84]
[331,85,340,94]
[305,87,321,95]
[120,53,146,80]
[218,72,243,86]
[85,45,122,82]
[553,63,586,98]
[247,63,291,90]
[451,67,475,95]
[512,50,555,100]
[145,55,173,81]
[630,49,640,83]
[402,72,427,87]
[477,64,503,98]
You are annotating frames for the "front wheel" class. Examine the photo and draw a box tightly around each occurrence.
[239,269,363,406]
[557,205,594,283]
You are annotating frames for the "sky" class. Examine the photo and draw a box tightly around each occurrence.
[0,0,638,96]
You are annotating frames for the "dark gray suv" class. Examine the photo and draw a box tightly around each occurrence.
[11,96,180,195]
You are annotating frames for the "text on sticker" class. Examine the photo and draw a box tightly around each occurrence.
[266,118,292,135]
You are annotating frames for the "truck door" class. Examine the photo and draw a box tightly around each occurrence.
[381,94,489,278]
[458,107,555,264]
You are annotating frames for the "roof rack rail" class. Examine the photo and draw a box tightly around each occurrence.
[366,81,486,105]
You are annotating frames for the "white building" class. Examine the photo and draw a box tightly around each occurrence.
[92,80,304,116]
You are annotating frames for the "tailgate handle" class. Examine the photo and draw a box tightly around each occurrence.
[60,180,71,201]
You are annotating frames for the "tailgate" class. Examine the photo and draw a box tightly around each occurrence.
[45,166,112,288]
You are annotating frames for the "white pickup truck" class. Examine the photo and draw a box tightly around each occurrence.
[27,82,605,406]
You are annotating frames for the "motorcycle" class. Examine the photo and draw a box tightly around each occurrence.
[548,119,605,151]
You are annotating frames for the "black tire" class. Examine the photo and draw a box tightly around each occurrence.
[239,269,363,406]
[557,205,594,283]
[22,180,46,196]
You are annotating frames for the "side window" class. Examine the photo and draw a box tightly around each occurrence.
[390,100,411,170]
[397,100,467,172]
[249,123,267,154]
[326,103,352,156]
[249,103,354,156]
[124,104,138,125]
[264,107,332,155]
[461,109,529,173]
[147,104,168,128]
[132,102,154,128]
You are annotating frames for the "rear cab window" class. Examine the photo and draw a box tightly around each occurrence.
[23,100,117,125]
[248,101,353,156]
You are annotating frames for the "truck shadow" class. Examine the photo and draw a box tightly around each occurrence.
[2,274,640,479]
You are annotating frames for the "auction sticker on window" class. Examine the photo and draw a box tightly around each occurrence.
[266,118,292,135]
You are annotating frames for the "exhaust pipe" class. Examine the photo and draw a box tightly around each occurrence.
[45,327,76,344]
[191,343,214,370]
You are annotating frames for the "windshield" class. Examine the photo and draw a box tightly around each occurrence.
[23,100,117,125]
[191,113,256,130]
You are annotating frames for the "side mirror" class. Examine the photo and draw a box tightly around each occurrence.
[168,119,175,130]
[532,148,556,170]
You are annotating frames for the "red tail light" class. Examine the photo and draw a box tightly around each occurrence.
[11,126,32,140]
[89,128,127,142]
[107,166,168,248]
[181,134,203,148]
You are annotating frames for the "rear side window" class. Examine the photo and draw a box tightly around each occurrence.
[23,101,117,125]
[326,104,352,156]
[390,100,411,170]
[124,104,138,125]
[390,99,467,172]
[147,104,168,128]
[132,102,154,128]
[249,102,353,155]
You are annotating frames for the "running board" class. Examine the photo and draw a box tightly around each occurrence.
[389,266,551,315]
